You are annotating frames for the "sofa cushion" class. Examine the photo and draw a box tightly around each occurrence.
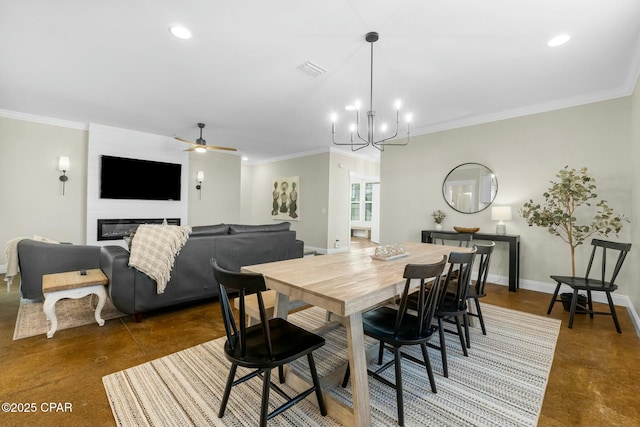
[229,222,290,234]
[191,224,230,236]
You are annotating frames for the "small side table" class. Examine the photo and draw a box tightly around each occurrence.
[42,269,109,338]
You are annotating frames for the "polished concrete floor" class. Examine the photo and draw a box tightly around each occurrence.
[1,265,639,426]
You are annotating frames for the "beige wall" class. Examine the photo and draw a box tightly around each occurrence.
[188,151,241,226]
[381,98,634,296]
[0,117,88,262]
[242,153,331,250]
[242,151,379,252]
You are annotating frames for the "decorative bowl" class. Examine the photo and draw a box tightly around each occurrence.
[454,226,480,233]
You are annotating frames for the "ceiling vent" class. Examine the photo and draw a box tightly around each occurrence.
[297,60,327,76]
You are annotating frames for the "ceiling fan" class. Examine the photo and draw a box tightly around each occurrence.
[175,123,237,153]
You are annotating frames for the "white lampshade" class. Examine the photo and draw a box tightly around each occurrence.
[196,171,204,182]
[58,156,70,172]
[491,206,512,221]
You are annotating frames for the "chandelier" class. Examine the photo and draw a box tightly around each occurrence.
[331,32,412,151]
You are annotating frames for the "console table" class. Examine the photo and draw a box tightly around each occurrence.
[421,230,520,292]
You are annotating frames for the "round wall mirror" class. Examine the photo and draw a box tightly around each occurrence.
[442,163,498,213]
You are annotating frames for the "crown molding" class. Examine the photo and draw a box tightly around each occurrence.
[410,86,632,138]
[0,109,88,130]
[245,147,331,166]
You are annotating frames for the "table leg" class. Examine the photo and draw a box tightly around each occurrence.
[273,291,290,320]
[43,286,107,338]
[509,240,519,292]
[43,294,58,339]
[345,312,371,427]
[93,285,107,326]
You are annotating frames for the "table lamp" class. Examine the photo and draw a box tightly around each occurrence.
[491,206,512,235]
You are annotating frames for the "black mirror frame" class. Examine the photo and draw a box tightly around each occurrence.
[442,162,498,214]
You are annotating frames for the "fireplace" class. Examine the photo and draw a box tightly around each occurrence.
[97,218,181,241]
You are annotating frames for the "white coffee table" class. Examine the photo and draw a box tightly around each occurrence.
[42,269,109,338]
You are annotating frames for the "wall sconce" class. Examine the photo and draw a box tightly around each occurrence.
[491,205,512,235]
[58,156,70,195]
[196,170,204,200]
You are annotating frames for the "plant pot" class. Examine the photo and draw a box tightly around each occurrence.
[560,292,588,314]
[434,223,443,231]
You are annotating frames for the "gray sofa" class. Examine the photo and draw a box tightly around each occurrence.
[17,222,303,318]
[17,240,102,300]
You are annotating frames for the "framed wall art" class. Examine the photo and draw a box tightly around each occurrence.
[271,176,299,221]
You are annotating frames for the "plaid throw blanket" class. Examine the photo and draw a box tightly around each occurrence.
[128,224,192,294]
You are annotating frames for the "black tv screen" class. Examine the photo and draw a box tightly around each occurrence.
[100,155,182,200]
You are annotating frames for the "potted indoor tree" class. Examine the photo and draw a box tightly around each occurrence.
[520,166,627,276]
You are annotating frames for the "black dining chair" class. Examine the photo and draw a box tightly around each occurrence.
[547,239,632,333]
[342,256,447,426]
[430,249,477,378]
[211,259,327,427]
[465,242,495,338]
[430,231,473,247]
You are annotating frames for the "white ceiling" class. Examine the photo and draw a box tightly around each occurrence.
[2,0,640,163]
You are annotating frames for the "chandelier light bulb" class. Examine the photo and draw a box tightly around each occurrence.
[405,113,413,123]
[349,123,356,132]
[381,123,388,132]
[395,100,402,110]
[345,105,355,111]
[330,113,337,123]
[354,100,361,110]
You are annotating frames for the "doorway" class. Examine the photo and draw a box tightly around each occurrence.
[349,173,380,248]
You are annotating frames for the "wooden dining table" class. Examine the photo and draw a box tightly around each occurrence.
[242,241,468,427]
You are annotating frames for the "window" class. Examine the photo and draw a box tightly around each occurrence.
[351,181,375,223]
[351,183,360,221]
[365,183,374,221]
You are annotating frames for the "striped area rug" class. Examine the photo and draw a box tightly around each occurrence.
[103,304,560,427]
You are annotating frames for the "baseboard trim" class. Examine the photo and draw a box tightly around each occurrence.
[303,246,331,255]
[488,274,640,337]
[324,246,349,255]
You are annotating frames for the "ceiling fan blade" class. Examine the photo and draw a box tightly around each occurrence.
[183,147,197,152]
[175,136,196,144]
[204,145,237,152]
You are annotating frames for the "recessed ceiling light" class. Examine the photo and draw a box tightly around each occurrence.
[169,25,192,40]
[547,34,570,47]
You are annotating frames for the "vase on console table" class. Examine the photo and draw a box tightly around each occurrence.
[434,223,443,231]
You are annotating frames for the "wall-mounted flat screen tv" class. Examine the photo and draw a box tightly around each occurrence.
[100,155,182,200]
